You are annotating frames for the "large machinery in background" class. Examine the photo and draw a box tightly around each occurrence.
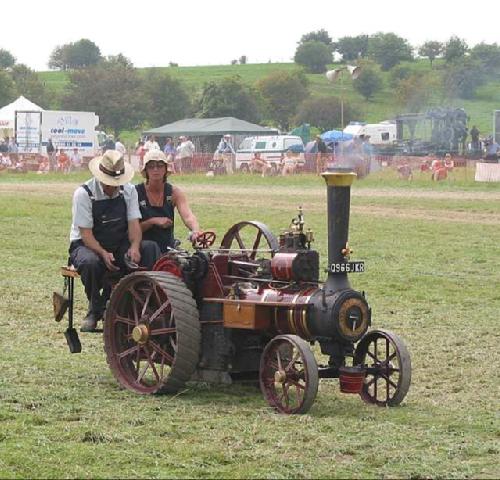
[60,169,412,414]
[394,107,469,156]
[494,110,500,144]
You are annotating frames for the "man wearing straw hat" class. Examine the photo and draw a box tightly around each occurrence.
[68,150,160,332]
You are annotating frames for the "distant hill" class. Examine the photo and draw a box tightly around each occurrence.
[37,61,500,135]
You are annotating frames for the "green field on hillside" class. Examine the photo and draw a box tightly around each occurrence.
[38,60,500,135]
[0,170,499,478]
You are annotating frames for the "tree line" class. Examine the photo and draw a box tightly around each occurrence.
[294,30,500,108]
[1,31,499,136]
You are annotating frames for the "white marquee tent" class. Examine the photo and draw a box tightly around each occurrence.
[0,96,43,130]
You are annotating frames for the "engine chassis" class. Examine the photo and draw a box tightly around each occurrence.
[58,170,412,414]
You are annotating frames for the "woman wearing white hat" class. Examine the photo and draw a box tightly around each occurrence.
[69,150,160,332]
[136,150,202,253]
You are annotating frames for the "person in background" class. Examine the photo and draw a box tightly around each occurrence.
[57,149,70,173]
[0,152,12,169]
[10,157,26,173]
[115,137,126,156]
[216,134,235,175]
[361,135,374,174]
[315,135,328,175]
[281,150,298,176]
[135,141,147,170]
[431,157,447,181]
[69,150,160,332]
[102,134,116,153]
[176,136,195,174]
[46,138,56,172]
[144,135,160,152]
[444,153,455,180]
[37,157,50,174]
[420,158,431,172]
[0,138,8,155]
[163,137,176,158]
[135,150,203,253]
[250,152,270,177]
[484,137,500,162]
[397,162,413,180]
[69,148,82,172]
[470,126,480,154]
[8,137,18,163]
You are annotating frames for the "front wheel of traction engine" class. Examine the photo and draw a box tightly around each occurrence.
[354,329,411,406]
[104,272,201,394]
[259,335,319,414]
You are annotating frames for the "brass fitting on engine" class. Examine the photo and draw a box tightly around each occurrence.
[341,242,353,258]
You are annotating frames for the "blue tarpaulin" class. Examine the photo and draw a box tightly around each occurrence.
[320,130,353,142]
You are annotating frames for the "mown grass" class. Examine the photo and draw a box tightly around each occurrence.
[0,171,499,478]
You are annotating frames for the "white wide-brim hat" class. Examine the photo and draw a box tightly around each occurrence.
[141,149,174,176]
[89,150,134,186]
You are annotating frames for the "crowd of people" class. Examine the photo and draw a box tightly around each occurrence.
[3,127,500,179]
[396,153,456,181]
[134,135,196,174]
[0,137,23,172]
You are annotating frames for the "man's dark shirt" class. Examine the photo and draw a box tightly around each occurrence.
[470,127,480,142]
[317,139,327,154]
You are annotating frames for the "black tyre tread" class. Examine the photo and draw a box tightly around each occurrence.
[147,279,194,299]
[104,271,200,395]
[153,273,200,394]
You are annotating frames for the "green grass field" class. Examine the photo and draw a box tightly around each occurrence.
[37,60,500,135]
[0,169,499,478]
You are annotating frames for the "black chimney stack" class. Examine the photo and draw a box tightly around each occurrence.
[321,168,357,294]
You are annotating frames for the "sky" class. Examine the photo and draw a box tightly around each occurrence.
[2,0,500,71]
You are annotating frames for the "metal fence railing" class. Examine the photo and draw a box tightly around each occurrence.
[7,151,490,178]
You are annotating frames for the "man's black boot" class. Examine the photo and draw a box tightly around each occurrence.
[80,312,99,332]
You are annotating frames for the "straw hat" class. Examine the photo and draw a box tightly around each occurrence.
[88,150,134,186]
[141,150,174,176]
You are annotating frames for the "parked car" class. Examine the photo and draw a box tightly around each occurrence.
[235,135,305,173]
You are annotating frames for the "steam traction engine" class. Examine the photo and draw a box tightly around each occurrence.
[103,169,411,413]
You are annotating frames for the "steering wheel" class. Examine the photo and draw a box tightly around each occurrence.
[193,231,216,249]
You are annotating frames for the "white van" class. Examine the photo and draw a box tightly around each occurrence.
[235,135,305,173]
[343,121,396,145]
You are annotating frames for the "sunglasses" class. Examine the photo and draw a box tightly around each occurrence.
[146,161,166,170]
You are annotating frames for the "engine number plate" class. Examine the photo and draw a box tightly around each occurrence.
[329,261,365,274]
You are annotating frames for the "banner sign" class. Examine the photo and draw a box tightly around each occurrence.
[15,111,42,153]
[41,110,99,153]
